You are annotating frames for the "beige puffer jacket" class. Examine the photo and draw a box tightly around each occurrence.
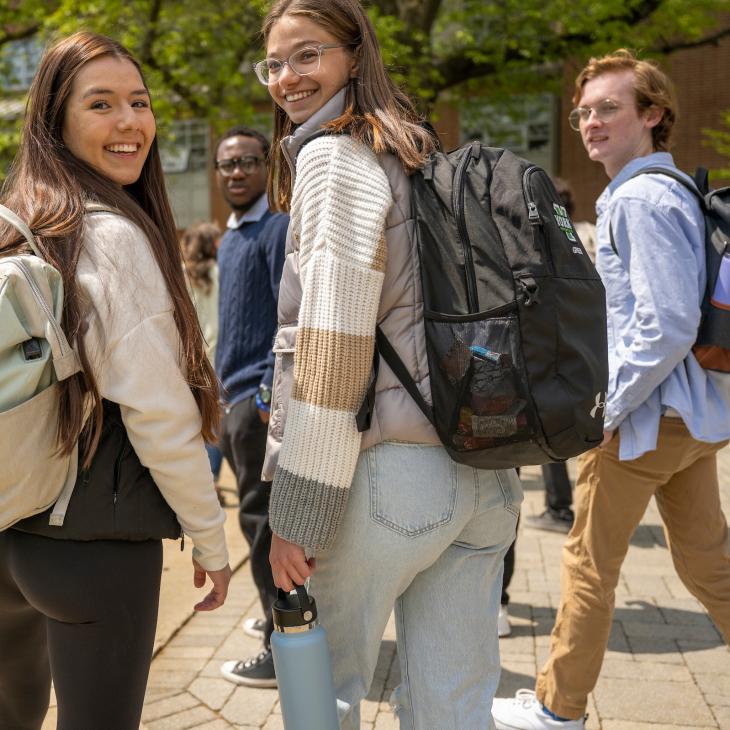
[262,89,439,481]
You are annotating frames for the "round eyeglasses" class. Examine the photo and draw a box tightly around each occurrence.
[568,99,621,131]
[215,156,264,177]
[253,44,352,85]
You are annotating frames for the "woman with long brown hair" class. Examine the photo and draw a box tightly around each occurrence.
[0,32,230,729]
[255,0,522,727]
[181,221,227,498]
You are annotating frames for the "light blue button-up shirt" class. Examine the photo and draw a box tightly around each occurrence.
[596,152,730,461]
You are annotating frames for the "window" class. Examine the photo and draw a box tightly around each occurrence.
[459,94,556,173]
[1,39,43,91]
[160,119,210,174]
[160,120,212,229]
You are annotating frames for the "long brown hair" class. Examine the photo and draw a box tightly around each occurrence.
[0,32,219,465]
[262,0,437,211]
[181,221,220,295]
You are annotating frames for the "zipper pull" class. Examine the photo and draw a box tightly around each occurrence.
[518,278,540,307]
[528,201,541,225]
[180,532,185,551]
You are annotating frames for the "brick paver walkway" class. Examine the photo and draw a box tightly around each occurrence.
[43,447,730,729]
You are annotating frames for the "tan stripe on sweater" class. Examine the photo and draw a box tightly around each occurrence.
[293,327,374,411]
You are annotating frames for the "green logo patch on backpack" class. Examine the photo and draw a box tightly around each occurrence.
[552,203,577,242]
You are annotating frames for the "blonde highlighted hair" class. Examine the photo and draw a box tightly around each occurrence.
[573,48,677,151]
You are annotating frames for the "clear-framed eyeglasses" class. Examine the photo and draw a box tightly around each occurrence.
[215,156,264,177]
[253,44,352,85]
[568,99,621,131]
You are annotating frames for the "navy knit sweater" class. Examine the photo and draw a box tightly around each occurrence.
[215,208,288,406]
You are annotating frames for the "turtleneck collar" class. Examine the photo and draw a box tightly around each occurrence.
[280,87,348,174]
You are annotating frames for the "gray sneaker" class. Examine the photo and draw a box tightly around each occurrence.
[221,650,277,688]
[525,510,573,534]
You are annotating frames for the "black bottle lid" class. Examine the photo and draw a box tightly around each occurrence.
[272,585,319,631]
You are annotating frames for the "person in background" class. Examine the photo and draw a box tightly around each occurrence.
[554,176,597,263]
[182,221,227,504]
[215,127,288,689]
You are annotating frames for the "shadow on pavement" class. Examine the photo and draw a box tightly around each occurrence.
[629,523,668,549]
[508,600,724,652]
[497,667,539,697]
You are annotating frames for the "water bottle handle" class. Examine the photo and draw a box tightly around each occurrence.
[277,584,312,611]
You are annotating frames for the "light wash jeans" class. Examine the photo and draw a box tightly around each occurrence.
[307,442,522,730]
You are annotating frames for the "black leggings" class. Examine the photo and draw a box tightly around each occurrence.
[0,530,162,730]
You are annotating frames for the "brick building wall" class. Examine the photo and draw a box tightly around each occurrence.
[559,36,730,223]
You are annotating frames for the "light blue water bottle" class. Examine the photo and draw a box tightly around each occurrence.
[270,585,340,730]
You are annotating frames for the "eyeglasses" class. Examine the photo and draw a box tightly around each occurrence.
[253,43,352,85]
[568,99,621,131]
[215,156,264,176]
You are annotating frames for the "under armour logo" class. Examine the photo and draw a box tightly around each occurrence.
[590,392,606,419]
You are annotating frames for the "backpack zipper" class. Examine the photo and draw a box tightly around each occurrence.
[521,167,554,273]
[9,258,68,359]
[452,146,479,312]
[522,166,542,225]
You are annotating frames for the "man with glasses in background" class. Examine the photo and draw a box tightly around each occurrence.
[492,49,730,729]
[214,127,288,688]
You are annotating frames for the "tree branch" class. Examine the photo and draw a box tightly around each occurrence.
[653,26,730,54]
[434,0,667,92]
[139,0,163,65]
[0,22,41,48]
[370,0,399,17]
[420,0,442,37]
[145,55,208,117]
[135,0,207,117]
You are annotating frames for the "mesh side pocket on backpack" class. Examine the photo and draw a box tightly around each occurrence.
[425,313,538,452]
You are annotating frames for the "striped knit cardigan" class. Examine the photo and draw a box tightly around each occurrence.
[269,134,393,550]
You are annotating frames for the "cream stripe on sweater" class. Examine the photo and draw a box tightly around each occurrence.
[270,134,392,550]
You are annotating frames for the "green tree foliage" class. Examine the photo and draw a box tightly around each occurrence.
[705,110,730,178]
[0,0,729,177]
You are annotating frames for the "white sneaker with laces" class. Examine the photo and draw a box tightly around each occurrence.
[498,605,512,637]
[492,689,585,729]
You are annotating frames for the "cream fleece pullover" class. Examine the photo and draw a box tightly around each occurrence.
[79,211,228,571]
[269,134,393,550]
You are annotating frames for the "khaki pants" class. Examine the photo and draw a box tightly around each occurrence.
[535,418,730,720]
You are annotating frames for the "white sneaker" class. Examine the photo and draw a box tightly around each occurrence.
[492,690,585,729]
[242,617,266,640]
[498,605,512,637]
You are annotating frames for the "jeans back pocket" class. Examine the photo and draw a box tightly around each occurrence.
[368,443,458,537]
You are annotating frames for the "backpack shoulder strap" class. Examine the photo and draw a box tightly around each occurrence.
[629,166,706,209]
[0,203,42,257]
[609,166,706,256]
[375,327,435,426]
[694,167,710,195]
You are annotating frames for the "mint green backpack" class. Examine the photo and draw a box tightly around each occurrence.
[0,204,82,530]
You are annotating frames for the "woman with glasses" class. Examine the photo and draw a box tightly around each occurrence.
[0,32,230,729]
[258,1,522,727]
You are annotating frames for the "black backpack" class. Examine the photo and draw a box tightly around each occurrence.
[610,167,730,374]
[363,142,609,468]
